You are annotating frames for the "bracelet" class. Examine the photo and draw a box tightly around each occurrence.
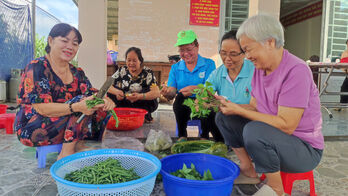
[69,102,74,113]
[143,93,146,100]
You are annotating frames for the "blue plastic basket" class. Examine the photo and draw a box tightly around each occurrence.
[160,153,240,196]
[50,149,161,196]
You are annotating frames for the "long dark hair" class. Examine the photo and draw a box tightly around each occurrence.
[125,47,144,67]
[45,23,82,53]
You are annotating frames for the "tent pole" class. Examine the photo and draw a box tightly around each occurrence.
[32,0,36,58]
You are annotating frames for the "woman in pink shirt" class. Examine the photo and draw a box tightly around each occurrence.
[216,14,324,196]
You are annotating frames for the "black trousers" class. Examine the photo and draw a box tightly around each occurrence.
[108,93,158,121]
[340,77,348,103]
[173,93,224,142]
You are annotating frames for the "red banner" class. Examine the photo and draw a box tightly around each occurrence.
[281,1,322,27]
[189,0,220,27]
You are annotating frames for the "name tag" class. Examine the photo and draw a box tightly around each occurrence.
[199,72,205,79]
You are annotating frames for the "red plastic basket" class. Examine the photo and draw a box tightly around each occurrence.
[107,108,148,131]
[0,104,7,114]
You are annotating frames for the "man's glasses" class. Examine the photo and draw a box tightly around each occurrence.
[219,51,244,58]
[178,46,196,54]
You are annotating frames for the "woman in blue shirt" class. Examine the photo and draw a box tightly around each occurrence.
[207,30,254,104]
[211,30,257,185]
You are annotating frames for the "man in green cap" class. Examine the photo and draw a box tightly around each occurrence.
[161,30,223,142]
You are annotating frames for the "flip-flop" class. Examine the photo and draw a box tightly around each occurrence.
[234,173,261,184]
[253,184,279,196]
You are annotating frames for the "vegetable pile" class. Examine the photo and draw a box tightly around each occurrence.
[64,158,140,184]
[183,82,220,118]
[86,96,119,127]
[171,140,228,157]
[171,163,214,181]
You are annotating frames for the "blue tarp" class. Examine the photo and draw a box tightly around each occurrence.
[0,0,33,81]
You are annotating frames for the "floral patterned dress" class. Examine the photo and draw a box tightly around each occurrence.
[14,56,110,147]
[107,66,158,121]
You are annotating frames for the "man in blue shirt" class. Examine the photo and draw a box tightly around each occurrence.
[161,30,223,142]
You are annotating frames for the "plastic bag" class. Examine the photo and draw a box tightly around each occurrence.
[145,129,173,152]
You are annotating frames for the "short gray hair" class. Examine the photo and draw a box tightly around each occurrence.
[236,14,284,48]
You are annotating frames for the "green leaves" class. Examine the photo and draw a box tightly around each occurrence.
[35,34,47,59]
[170,163,214,181]
[183,81,220,118]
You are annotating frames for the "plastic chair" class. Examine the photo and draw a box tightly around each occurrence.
[260,170,316,196]
[175,119,202,137]
[36,144,63,168]
[0,113,16,134]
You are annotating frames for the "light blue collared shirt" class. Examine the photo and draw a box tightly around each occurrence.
[167,54,216,94]
[207,59,254,104]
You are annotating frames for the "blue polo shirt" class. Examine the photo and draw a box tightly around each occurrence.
[167,54,216,93]
[207,59,254,104]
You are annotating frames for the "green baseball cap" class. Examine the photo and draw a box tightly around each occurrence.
[174,30,197,46]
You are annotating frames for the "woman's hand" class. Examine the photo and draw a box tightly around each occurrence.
[74,95,100,115]
[102,96,116,111]
[216,95,241,115]
[115,89,125,100]
[179,85,197,97]
[108,86,125,100]
[126,92,141,103]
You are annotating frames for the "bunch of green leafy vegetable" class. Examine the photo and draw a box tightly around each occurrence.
[171,140,228,157]
[86,96,119,127]
[64,158,140,184]
[183,81,220,118]
[170,163,214,181]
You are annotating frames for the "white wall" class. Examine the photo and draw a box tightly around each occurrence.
[284,15,322,61]
[77,0,107,88]
[249,0,281,19]
[118,0,220,62]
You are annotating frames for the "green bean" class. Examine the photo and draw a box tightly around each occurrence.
[64,158,140,184]
[86,96,119,128]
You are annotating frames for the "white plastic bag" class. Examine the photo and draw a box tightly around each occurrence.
[145,129,173,152]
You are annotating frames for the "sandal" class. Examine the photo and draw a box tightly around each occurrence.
[253,184,283,196]
[234,173,261,184]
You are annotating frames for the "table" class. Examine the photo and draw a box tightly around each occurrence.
[308,62,348,118]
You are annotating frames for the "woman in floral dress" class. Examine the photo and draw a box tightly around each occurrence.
[14,23,115,160]
[107,47,160,122]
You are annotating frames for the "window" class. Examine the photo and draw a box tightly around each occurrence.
[224,0,249,32]
[324,0,348,60]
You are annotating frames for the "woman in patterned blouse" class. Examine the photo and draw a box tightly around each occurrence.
[14,23,115,160]
[107,47,160,122]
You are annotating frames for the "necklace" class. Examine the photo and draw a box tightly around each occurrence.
[47,54,72,84]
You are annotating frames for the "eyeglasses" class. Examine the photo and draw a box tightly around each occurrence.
[219,51,244,58]
[178,46,196,54]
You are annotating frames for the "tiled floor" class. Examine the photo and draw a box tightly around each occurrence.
[0,104,347,196]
